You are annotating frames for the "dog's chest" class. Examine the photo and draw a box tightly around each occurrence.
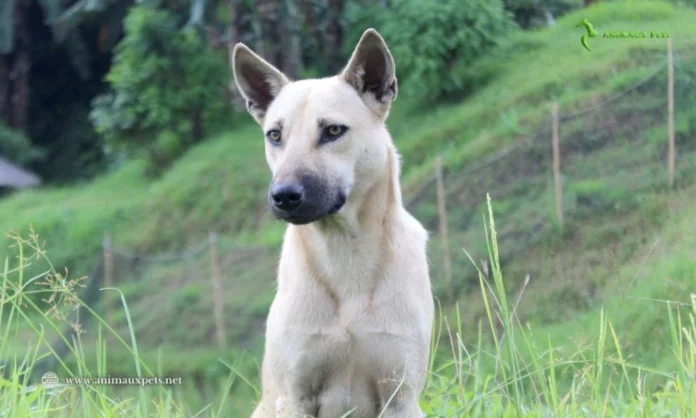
[269,291,413,409]
[283,296,394,372]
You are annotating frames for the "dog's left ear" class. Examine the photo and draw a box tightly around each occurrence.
[340,28,397,119]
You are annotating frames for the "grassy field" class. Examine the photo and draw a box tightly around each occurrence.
[2,0,696,415]
[2,193,696,416]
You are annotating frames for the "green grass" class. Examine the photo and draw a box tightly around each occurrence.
[2,0,696,414]
[2,194,696,416]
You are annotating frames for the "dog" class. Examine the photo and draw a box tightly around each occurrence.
[232,28,434,418]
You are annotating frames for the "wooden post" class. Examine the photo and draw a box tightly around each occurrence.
[551,102,563,226]
[103,233,113,326]
[435,157,453,300]
[209,232,227,350]
[667,37,675,188]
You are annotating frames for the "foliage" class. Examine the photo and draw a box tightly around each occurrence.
[607,0,696,10]
[89,6,229,175]
[671,0,696,7]
[0,123,44,167]
[502,0,582,29]
[344,0,518,101]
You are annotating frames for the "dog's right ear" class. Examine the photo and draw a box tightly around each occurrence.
[232,44,290,125]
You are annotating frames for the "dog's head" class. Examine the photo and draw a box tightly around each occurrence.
[232,29,398,225]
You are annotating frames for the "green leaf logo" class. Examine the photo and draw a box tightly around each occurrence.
[576,18,598,51]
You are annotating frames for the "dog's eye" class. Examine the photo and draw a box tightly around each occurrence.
[327,125,345,136]
[321,125,348,144]
[266,130,282,144]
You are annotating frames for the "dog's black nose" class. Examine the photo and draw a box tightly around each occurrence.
[271,183,304,212]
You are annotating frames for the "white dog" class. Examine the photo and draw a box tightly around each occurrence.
[232,28,434,418]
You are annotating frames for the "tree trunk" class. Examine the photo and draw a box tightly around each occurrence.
[323,0,344,74]
[10,50,29,129]
[0,56,8,123]
[226,0,246,109]
[9,0,30,130]
[298,0,318,45]
[253,0,282,67]
[280,0,302,79]
[191,109,204,142]
[298,0,321,70]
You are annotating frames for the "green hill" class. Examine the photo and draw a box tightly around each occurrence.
[3,1,696,415]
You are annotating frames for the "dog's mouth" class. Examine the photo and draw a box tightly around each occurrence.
[272,193,347,225]
[327,194,346,215]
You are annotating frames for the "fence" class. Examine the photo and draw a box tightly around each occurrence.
[33,231,275,378]
[34,41,696,376]
[411,42,696,303]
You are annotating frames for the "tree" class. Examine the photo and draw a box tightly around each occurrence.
[501,0,581,29]
[280,0,302,79]
[0,0,102,131]
[0,122,44,167]
[90,6,230,175]
[323,0,345,74]
[0,0,113,183]
[344,0,518,101]
[1,0,31,131]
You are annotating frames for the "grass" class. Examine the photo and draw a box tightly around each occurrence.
[2,194,696,416]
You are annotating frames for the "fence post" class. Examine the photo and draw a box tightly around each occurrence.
[551,102,564,227]
[209,232,227,350]
[435,157,453,300]
[103,233,113,326]
[667,37,675,188]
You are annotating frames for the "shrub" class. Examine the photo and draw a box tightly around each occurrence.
[503,0,582,29]
[0,123,44,167]
[90,6,229,175]
[344,0,518,101]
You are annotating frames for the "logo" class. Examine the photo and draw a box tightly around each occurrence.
[576,18,598,51]
[41,371,59,386]
[575,18,670,51]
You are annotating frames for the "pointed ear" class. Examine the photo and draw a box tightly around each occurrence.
[232,44,290,124]
[340,28,397,119]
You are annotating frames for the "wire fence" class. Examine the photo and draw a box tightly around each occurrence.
[30,43,696,376]
[413,45,696,311]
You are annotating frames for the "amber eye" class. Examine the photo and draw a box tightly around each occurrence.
[327,125,345,136]
[319,124,348,145]
[267,130,281,143]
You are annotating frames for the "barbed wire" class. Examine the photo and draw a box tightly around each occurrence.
[404,50,694,209]
[109,240,210,263]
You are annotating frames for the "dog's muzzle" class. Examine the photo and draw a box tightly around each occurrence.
[268,176,346,225]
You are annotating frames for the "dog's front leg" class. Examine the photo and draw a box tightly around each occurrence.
[376,369,427,418]
[274,395,319,418]
[378,397,425,418]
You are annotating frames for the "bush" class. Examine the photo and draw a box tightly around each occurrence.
[503,0,582,29]
[90,6,229,175]
[344,0,518,102]
[0,123,44,167]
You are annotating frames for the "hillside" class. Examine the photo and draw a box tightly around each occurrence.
[2,1,696,415]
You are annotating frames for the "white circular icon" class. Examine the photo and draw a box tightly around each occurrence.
[41,372,59,386]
